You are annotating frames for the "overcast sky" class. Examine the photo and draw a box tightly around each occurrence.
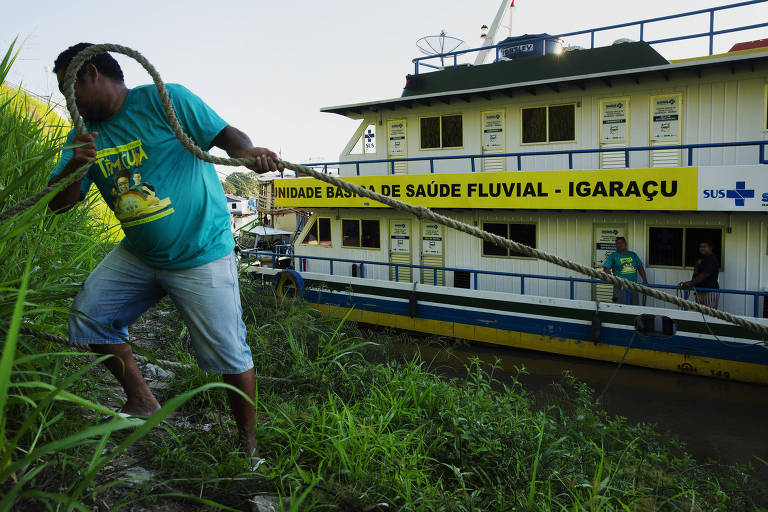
[2,0,766,177]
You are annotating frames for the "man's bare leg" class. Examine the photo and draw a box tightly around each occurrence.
[223,369,258,458]
[90,343,161,416]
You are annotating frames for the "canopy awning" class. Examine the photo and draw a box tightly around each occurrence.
[242,226,293,237]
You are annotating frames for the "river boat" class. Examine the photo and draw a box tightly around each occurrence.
[247,1,768,385]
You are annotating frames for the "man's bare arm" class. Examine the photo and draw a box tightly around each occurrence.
[48,131,98,213]
[212,126,283,173]
[683,273,710,288]
[638,265,648,283]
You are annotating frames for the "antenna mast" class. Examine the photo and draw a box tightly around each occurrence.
[474,0,515,66]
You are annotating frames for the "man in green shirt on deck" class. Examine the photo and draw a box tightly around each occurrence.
[602,236,648,305]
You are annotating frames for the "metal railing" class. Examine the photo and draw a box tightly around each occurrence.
[412,0,768,74]
[293,140,768,177]
[243,251,767,318]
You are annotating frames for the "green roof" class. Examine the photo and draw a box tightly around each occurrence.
[402,42,669,97]
[321,44,768,118]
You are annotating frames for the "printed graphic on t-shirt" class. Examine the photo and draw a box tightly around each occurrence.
[96,140,174,227]
[618,256,636,275]
[94,139,147,179]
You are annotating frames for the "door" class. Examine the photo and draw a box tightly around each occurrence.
[650,93,682,167]
[387,119,408,174]
[481,110,506,172]
[389,219,412,282]
[599,97,629,169]
[592,224,627,301]
[420,222,444,286]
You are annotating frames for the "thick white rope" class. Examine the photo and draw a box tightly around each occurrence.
[56,43,767,338]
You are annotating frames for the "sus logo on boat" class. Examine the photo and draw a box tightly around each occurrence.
[702,181,755,207]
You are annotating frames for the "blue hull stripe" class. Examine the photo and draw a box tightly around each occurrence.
[305,289,768,366]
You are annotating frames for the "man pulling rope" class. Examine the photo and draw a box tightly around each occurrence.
[48,43,282,460]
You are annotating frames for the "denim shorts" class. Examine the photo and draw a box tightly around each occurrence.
[69,245,253,374]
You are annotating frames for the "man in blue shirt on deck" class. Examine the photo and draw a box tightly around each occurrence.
[48,43,281,460]
[602,236,648,305]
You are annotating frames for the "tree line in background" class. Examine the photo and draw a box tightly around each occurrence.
[221,171,258,197]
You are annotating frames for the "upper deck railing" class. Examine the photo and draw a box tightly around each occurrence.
[412,0,768,75]
[291,140,768,177]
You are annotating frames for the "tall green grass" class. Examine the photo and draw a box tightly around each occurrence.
[128,287,763,511]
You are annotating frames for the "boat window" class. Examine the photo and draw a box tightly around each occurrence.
[522,104,576,144]
[482,223,508,256]
[342,219,360,247]
[362,220,381,248]
[482,223,536,257]
[441,115,463,147]
[508,224,537,257]
[342,219,381,249]
[420,115,463,149]
[549,104,576,142]
[522,107,546,143]
[301,217,332,246]
[648,227,682,266]
[420,117,440,148]
[684,228,723,267]
[648,227,723,268]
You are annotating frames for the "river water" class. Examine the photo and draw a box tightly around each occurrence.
[393,341,768,481]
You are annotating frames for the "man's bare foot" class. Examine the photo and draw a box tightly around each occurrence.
[245,434,260,457]
[90,343,162,417]
[243,433,263,468]
[121,396,161,417]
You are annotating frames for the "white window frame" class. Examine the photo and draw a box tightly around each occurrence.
[646,225,724,269]
[300,216,333,247]
[520,102,577,145]
[341,218,382,249]
[480,221,538,259]
[418,113,464,150]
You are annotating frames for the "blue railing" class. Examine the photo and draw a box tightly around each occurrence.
[412,0,768,74]
[294,140,768,177]
[243,251,767,318]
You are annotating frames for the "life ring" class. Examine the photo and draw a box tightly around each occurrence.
[274,270,305,299]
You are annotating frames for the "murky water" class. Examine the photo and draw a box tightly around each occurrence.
[392,341,768,479]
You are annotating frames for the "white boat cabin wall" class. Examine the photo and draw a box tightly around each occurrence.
[336,68,768,175]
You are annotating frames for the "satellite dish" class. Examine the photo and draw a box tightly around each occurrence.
[416,30,466,67]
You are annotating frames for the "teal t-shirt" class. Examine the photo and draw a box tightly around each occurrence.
[603,251,643,282]
[50,84,232,269]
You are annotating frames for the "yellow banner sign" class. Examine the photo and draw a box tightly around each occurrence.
[273,167,698,210]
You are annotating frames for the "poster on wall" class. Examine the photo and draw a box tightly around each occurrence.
[594,225,626,266]
[364,125,376,153]
[421,223,443,255]
[600,98,628,143]
[388,120,407,156]
[651,94,681,142]
[390,221,410,253]
[482,111,505,150]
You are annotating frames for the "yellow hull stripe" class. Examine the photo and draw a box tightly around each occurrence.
[310,302,768,386]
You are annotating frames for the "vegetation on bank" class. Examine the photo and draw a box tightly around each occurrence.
[222,171,260,197]
[1,41,766,511]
